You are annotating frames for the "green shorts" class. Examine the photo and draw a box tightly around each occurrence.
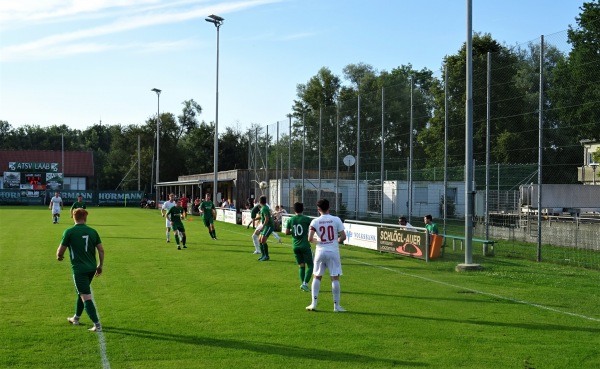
[202,217,214,227]
[260,225,274,238]
[172,222,186,233]
[73,271,95,295]
[293,246,313,266]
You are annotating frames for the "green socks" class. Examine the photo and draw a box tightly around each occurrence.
[76,296,84,317]
[299,267,306,283]
[84,299,99,324]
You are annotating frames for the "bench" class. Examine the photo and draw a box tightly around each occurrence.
[441,235,496,256]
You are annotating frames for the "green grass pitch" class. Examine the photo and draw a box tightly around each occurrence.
[1,206,599,368]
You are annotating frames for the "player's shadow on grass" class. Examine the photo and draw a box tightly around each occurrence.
[101,236,158,240]
[343,291,501,304]
[347,312,600,333]
[105,327,426,366]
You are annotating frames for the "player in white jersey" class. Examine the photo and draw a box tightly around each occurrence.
[49,191,63,224]
[306,198,347,313]
[160,194,176,242]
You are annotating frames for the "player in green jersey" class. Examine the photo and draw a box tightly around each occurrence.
[199,193,217,240]
[56,208,105,332]
[424,214,439,235]
[258,196,275,261]
[70,194,87,218]
[284,202,314,292]
[167,199,187,250]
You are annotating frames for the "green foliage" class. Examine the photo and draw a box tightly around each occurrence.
[551,0,600,141]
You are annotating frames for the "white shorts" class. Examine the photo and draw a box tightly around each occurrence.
[313,248,342,277]
[166,218,172,228]
[254,223,264,233]
[52,208,61,215]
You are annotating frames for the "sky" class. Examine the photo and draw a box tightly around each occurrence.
[0,0,586,133]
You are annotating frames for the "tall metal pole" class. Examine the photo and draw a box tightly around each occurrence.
[409,78,414,223]
[485,52,491,240]
[537,35,545,262]
[151,88,161,202]
[356,95,361,219]
[276,121,279,205]
[335,104,340,214]
[138,135,141,191]
[205,14,224,205]
[302,112,306,203]
[318,106,322,200]
[444,64,448,237]
[460,0,477,269]
[288,114,292,209]
[380,87,385,223]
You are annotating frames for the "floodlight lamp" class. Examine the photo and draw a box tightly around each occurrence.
[151,88,162,95]
[208,14,224,22]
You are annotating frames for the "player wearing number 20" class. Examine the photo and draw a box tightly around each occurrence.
[306,198,347,313]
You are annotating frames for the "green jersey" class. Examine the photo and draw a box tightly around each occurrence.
[426,222,439,235]
[167,206,185,225]
[60,224,102,274]
[286,214,312,250]
[200,201,215,219]
[250,204,261,218]
[70,201,86,213]
[260,204,274,228]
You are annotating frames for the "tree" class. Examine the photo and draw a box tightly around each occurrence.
[421,33,536,170]
[177,99,203,137]
[552,0,600,141]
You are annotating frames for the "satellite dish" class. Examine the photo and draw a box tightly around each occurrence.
[343,155,356,167]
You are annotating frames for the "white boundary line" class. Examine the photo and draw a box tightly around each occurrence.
[91,288,111,369]
[346,257,600,323]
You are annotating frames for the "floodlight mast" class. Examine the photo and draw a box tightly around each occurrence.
[151,88,161,204]
[205,14,224,205]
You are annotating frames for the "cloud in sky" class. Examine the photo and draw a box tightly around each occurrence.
[0,0,282,62]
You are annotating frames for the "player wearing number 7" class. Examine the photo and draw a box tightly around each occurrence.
[56,208,105,332]
[306,198,347,312]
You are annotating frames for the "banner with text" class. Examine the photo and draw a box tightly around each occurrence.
[378,227,427,260]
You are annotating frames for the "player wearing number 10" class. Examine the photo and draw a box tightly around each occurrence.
[306,198,347,312]
[284,202,314,292]
[56,208,105,332]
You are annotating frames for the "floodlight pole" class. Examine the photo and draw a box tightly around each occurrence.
[151,88,161,203]
[206,14,224,205]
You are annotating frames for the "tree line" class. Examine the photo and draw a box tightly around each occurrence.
[1,1,598,191]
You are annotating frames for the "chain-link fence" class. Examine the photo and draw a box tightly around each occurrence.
[248,27,600,269]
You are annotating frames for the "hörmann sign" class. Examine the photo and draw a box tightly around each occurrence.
[97,191,144,206]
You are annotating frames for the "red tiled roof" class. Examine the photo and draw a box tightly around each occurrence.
[0,150,94,176]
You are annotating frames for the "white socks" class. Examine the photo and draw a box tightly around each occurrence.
[273,233,282,241]
[311,278,321,307]
[332,280,341,308]
[252,234,260,252]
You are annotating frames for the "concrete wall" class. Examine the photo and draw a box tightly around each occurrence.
[475,221,600,251]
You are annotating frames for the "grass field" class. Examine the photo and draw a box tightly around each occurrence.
[1,206,599,369]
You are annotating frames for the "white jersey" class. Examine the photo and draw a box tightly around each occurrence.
[162,200,176,227]
[50,196,62,212]
[309,214,345,252]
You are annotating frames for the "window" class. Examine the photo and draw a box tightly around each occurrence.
[64,177,86,191]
